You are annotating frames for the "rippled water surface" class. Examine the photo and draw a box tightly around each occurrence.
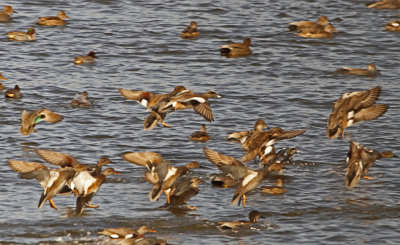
[1,0,400,244]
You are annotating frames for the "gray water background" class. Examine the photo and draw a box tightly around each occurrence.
[1,0,400,244]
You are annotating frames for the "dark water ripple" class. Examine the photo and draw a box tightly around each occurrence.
[1,0,400,244]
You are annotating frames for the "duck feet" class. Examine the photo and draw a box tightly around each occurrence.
[85,202,99,208]
[185,204,197,210]
[49,199,58,210]
[362,176,374,180]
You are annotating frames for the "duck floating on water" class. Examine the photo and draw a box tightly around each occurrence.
[37,10,69,26]
[220,38,252,57]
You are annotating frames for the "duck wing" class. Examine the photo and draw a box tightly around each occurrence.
[36,149,85,169]
[203,147,249,180]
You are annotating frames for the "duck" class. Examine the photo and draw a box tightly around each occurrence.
[5,85,21,99]
[35,149,114,211]
[385,19,400,31]
[337,64,379,76]
[36,10,69,26]
[218,210,264,229]
[74,51,97,64]
[189,124,211,142]
[122,151,200,203]
[220,38,252,57]
[98,225,156,239]
[345,141,397,188]
[180,21,200,39]
[288,15,330,32]
[203,147,282,207]
[241,126,306,166]
[260,179,287,195]
[165,177,204,210]
[71,91,91,107]
[210,174,238,188]
[141,86,188,130]
[295,23,338,38]
[6,28,36,41]
[326,86,388,140]
[367,0,400,9]
[0,5,16,22]
[73,168,120,214]
[159,89,222,123]
[20,108,63,136]
[118,86,187,110]
[276,147,298,165]
[7,159,77,210]
[226,119,267,144]
[35,149,111,177]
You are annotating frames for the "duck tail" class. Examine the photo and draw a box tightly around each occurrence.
[345,162,363,189]
[144,110,160,130]
[149,184,163,202]
[76,196,86,214]
[38,192,48,209]
[231,192,242,206]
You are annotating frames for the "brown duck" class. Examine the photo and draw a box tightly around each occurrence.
[345,140,397,188]
[337,64,379,76]
[326,86,388,139]
[220,38,252,57]
[180,21,200,39]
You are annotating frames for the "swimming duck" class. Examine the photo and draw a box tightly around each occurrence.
[5,85,21,99]
[180,21,200,39]
[6,28,36,41]
[203,147,282,207]
[295,23,337,38]
[122,151,200,203]
[326,86,388,140]
[7,159,76,210]
[0,5,16,22]
[337,64,379,76]
[288,15,330,32]
[166,177,204,210]
[20,108,63,135]
[260,179,287,195]
[36,10,69,26]
[98,225,156,239]
[189,124,211,142]
[367,0,400,9]
[345,140,397,188]
[220,38,252,57]
[226,119,267,144]
[241,126,306,166]
[385,19,400,31]
[71,91,91,107]
[74,51,97,64]
[219,210,264,229]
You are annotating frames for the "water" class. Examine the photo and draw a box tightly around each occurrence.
[1,0,399,244]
